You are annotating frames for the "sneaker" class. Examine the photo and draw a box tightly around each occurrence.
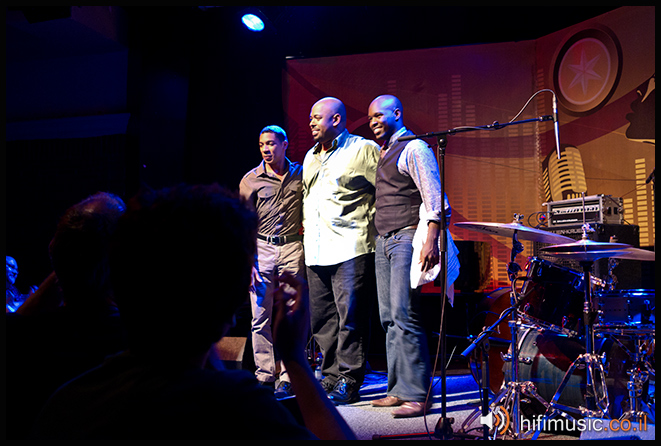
[328,377,360,405]
[274,381,293,399]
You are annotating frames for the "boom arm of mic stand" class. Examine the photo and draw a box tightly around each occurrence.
[461,304,519,358]
[398,115,554,142]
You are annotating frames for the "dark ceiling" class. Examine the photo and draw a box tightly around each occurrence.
[244,6,623,58]
[7,6,623,62]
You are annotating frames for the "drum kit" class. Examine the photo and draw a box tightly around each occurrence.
[457,215,655,440]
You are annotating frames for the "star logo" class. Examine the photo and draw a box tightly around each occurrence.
[553,27,622,115]
[558,38,611,106]
[567,48,603,95]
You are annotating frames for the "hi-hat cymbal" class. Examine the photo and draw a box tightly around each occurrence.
[540,238,633,262]
[541,238,632,254]
[610,248,656,262]
[540,249,631,262]
[542,249,655,262]
[454,221,576,245]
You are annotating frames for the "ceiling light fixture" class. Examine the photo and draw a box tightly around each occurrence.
[241,13,264,32]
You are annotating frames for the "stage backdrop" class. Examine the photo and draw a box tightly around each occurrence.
[283,6,655,292]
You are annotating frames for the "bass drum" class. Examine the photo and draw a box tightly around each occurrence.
[503,328,631,419]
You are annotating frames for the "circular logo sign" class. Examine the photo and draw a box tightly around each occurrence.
[553,27,622,115]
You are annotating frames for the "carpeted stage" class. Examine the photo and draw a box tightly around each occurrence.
[325,362,655,440]
[336,369,487,440]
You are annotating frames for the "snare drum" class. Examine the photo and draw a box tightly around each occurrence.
[596,289,655,326]
[517,258,585,334]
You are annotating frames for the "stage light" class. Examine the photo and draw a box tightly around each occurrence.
[241,14,264,32]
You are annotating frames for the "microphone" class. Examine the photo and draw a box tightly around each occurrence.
[552,93,561,160]
[646,168,655,184]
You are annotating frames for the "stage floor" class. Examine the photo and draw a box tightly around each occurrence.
[333,367,655,440]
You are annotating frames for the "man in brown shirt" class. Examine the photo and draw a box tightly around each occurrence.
[239,125,305,398]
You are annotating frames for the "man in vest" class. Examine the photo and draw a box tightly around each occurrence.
[367,95,460,418]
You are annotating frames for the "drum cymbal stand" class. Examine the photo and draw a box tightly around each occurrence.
[459,299,553,440]
[461,225,553,440]
[546,257,610,415]
[533,226,613,439]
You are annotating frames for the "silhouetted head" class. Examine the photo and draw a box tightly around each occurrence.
[110,183,258,358]
[49,192,126,311]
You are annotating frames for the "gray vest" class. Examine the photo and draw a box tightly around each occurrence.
[375,130,422,236]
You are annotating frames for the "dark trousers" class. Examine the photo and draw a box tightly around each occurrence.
[307,253,375,387]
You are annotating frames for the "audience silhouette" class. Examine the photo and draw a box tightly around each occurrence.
[6,192,129,440]
[27,184,355,440]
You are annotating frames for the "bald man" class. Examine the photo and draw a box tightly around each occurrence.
[302,97,380,405]
[367,95,460,418]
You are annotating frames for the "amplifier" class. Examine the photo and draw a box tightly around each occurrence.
[543,195,623,228]
[532,224,642,289]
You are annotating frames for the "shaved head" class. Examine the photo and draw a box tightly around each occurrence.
[314,97,346,122]
[310,97,347,148]
[370,95,402,112]
[368,95,404,141]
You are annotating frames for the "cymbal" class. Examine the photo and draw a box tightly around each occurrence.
[454,221,576,244]
[540,238,633,262]
[610,248,656,262]
[541,249,631,262]
[543,249,655,262]
[541,238,632,254]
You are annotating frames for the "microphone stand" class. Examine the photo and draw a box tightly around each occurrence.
[397,111,554,440]
[435,136,452,440]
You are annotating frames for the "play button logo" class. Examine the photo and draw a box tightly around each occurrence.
[480,405,510,435]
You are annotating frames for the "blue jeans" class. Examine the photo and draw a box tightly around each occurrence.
[307,253,375,387]
[375,228,431,402]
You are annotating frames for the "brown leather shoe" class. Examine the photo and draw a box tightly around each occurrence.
[371,396,405,407]
[391,401,433,418]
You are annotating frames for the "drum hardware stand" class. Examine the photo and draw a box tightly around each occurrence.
[529,259,611,439]
[460,291,522,440]
[622,339,655,423]
[459,314,557,440]
[547,203,614,419]
[533,224,615,439]
[606,236,620,291]
[598,325,656,423]
[459,218,554,440]
[577,257,610,417]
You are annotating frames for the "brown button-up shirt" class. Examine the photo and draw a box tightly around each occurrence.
[239,158,303,237]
